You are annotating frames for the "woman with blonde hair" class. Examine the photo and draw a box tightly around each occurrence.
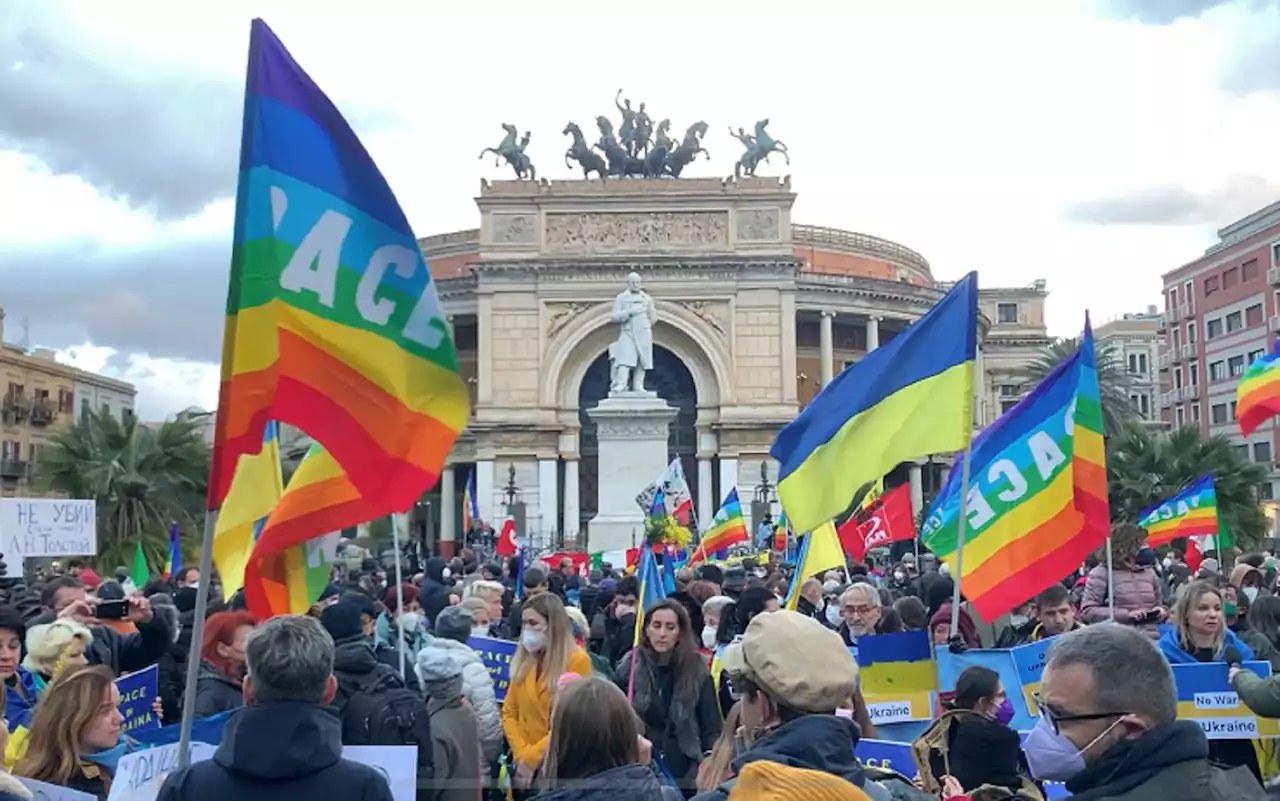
[695,702,741,792]
[14,665,139,799]
[503,592,592,797]
[465,580,507,637]
[535,674,678,801]
[22,620,92,689]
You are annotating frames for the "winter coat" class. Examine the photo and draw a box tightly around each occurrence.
[330,635,408,710]
[371,639,421,694]
[532,764,681,801]
[615,649,720,786]
[4,668,40,731]
[1063,720,1265,801]
[0,773,30,801]
[1156,626,1255,664]
[1080,564,1163,633]
[375,613,430,669]
[1239,629,1280,672]
[501,647,594,769]
[156,703,394,801]
[193,661,244,718]
[1232,668,1280,718]
[416,637,503,763]
[417,646,483,801]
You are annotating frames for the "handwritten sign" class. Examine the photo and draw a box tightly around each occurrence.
[107,741,216,801]
[0,498,97,576]
[467,635,516,703]
[1172,661,1280,739]
[344,746,417,801]
[18,778,97,801]
[855,631,935,725]
[117,666,160,734]
[1010,637,1054,715]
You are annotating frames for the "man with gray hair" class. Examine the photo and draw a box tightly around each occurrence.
[157,615,394,801]
[1027,622,1264,799]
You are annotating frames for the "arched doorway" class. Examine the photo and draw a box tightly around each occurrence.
[578,346,699,532]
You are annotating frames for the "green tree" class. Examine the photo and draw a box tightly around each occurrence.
[37,409,210,571]
[1106,422,1269,550]
[1022,337,1136,434]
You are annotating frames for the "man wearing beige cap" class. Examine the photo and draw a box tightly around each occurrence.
[694,611,901,801]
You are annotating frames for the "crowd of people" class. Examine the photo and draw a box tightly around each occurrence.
[0,523,1274,800]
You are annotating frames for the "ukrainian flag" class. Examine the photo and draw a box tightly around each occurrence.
[783,521,845,612]
[771,273,977,534]
[212,421,284,595]
[633,546,667,648]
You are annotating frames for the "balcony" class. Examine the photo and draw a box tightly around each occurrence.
[1166,306,1180,324]
[1,393,28,425]
[1180,343,1196,360]
[1160,391,1174,409]
[1177,302,1192,320]
[1271,316,1280,333]
[0,460,26,480]
[1270,267,1280,286]
[1157,351,1172,370]
[1157,313,1168,332]
[29,399,55,427]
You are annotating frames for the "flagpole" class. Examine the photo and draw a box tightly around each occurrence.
[178,509,217,768]
[949,438,975,640]
[1105,536,1115,622]
[393,514,407,681]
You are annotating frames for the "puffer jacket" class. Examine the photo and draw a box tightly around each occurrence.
[1079,563,1162,633]
[416,637,503,762]
[193,661,244,718]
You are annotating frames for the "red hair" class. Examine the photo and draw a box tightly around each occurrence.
[200,611,256,679]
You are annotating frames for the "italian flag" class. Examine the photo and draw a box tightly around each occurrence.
[1183,515,1234,573]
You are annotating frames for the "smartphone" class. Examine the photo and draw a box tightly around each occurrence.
[95,600,128,620]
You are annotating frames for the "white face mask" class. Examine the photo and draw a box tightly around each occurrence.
[1163,557,1174,569]
[701,626,717,649]
[1245,587,1260,602]
[825,605,842,626]
[521,629,546,652]
[441,567,452,581]
[1009,614,1030,628]
[893,571,905,582]
[471,626,489,640]
[398,611,422,632]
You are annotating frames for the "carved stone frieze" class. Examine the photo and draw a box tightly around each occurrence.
[594,419,674,440]
[490,213,538,245]
[546,302,596,339]
[718,427,783,451]
[544,212,729,254]
[676,300,727,336]
[736,208,780,241]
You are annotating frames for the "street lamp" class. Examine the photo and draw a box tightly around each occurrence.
[751,461,776,546]
[502,464,529,551]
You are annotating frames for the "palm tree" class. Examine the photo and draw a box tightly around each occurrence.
[1022,337,1136,434]
[37,409,210,570]
[1107,422,1268,550]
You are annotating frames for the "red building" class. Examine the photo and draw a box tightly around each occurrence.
[1160,200,1280,501]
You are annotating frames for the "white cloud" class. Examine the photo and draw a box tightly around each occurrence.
[58,346,218,421]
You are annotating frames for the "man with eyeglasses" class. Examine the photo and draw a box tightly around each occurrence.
[1026,623,1264,799]
[835,583,900,647]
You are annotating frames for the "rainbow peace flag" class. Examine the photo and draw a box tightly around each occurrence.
[207,19,468,516]
[244,443,374,617]
[922,316,1109,621]
[696,488,748,559]
[1139,474,1220,547]
[212,421,284,595]
[1238,344,1280,436]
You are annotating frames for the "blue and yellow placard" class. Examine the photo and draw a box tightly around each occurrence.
[116,665,160,734]
[1172,661,1280,739]
[856,631,936,725]
[468,635,517,703]
[1010,637,1055,716]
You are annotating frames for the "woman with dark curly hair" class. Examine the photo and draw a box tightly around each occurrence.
[1079,522,1166,635]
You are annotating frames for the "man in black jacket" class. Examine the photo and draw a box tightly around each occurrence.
[38,575,171,675]
[157,615,394,801]
[505,565,549,639]
[334,592,420,693]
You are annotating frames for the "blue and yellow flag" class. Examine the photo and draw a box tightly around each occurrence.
[783,520,845,612]
[212,420,284,595]
[771,273,977,534]
[633,546,668,648]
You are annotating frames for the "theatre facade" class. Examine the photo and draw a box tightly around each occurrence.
[415,176,1051,556]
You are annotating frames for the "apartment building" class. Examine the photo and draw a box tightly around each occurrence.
[1159,200,1280,499]
[0,306,136,498]
[978,279,1055,423]
[1096,307,1163,427]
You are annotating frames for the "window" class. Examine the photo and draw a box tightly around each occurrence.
[1128,354,1138,373]
[1139,353,1148,373]
[1250,349,1266,364]
[1174,367,1184,389]
[1140,394,1150,417]
[1210,360,1227,381]
[997,303,1018,324]
[1130,393,1140,410]
[1244,259,1260,282]
[1261,482,1275,501]
[1227,311,1243,332]
[1192,403,1201,422]
[1224,266,1240,289]
[1232,400,1239,419]
[1247,303,1264,327]
[1212,403,1229,424]
[1176,407,1185,426]
[1237,444,1251,460]
[79,398,89,423]
[1208,318,1223,339]
[1189,363,1199,387]
[1229,355,1246,377]
[999,384,1020,414]
[1272,242,1280,267]
[26,444,34,462]
[1205,275,1220,295]
[0,441,14,461]
[1172,328,1182,349]
[1169,288,1178,307]
[1187,322,1197,344]
[57,389,73,414]
[1255,442,1273,464]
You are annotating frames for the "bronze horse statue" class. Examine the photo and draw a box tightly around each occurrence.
[595,116,646,178]
[667,121,710,178]
[478,123,536,180]
[564,123,608,180]
[733,118,788,179]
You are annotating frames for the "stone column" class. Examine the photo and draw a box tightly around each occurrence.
[563,458,580,546]
[538,458,558,543]
[819,311,835,386]
[438,466,457,557]
[476,460,495,524]
[698,457,715,529]
[867,316,881,352]
[908,462,924,518]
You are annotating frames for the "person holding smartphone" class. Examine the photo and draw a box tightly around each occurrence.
[36,576,170,678]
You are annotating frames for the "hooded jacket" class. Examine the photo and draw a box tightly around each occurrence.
[532,764,681,801]
[155,703,394,801]
[416,637,503,761]
[417,644,483,801]
[194,661,244,718]
[1155,626,1254,664]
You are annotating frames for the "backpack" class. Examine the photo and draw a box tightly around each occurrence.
[911,710,1044,801]
[339,671,435,781]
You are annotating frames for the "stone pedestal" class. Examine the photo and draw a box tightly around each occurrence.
[587,391,677,553]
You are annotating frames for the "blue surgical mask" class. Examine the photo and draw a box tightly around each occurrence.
[1024,711,1123,782]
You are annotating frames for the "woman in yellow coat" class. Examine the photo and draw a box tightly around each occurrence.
[501,592,592,797]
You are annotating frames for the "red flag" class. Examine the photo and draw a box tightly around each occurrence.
[1184,537,1203,573]
[839,484,916,563]
[496,516,518,556]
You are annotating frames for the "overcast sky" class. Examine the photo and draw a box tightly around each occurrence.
[3,0,1280,419]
